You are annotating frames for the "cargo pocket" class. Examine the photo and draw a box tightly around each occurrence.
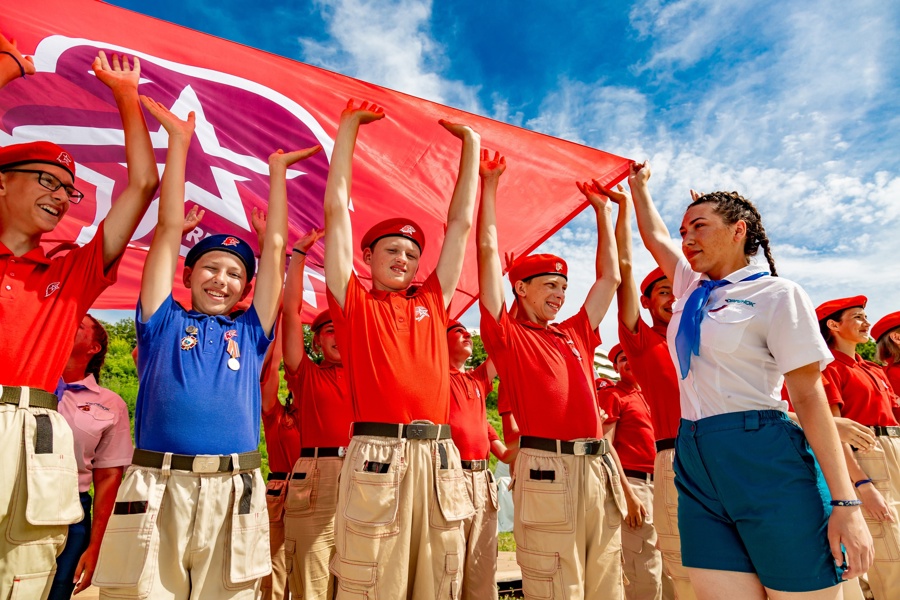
[284,538,296,577]
[332,556,377,597]
[265,479,288,522]
[23,411,82,527]
[520,457,573,533]
[93,466,166,590]
[600,454,626,528]
[285,465,319,515]
[10,570,53,599]
[517,547,562,599]
[226,469,272,585]
[487,470,500,511]
[432,468,475,530]
[856,447,891,493]
[438,553,460,600]
[344,469,401,529]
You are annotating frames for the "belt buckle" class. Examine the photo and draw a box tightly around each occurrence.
[406,424,428,439]
[889,426,900,437]
[337,447,347,458]
[192,455,220,473]
[573,441,592,456]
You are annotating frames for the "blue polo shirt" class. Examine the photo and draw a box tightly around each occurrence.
[133,295,273,455]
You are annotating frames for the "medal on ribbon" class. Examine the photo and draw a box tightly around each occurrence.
[224,330,240,370]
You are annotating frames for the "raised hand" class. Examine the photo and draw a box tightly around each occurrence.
[268,146,323,170]
[294,227,324,253]
[140,95,195,140]
[341,99,386,126]
[250,206,267,246]
[93,51,141,95]
[479,149,506,181]
[599,183,630,205]
[0,29,35,76]
[576,180,611,210]
[689,189,703,202]
[439,119,479,142]
[182,205,205,234]
[627,160,651,188]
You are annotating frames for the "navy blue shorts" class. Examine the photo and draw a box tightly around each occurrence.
[674,410,841,592]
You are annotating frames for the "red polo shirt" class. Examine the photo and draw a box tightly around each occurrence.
[285,354,352,449]
[262,400,301,473]
[0,223,119,392]
[480,303,602,440]
[618,317,681,441]
[327,271,449,424]
[597,381,656,473]
[823,350,899,427]
[449,362,495,460]
[882,361,900,422]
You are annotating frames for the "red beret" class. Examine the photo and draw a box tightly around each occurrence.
[596,378,614,390]
[815,296,867,322]
[872,312,900,342]
[310,309,333,333]
[446,319,466,333]
[508,254,567,284]
[609,344,624,364]
[0,141,76,180]
[360,218,425,253]
[641,267,668,296]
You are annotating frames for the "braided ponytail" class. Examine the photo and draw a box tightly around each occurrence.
[690,191,778,276]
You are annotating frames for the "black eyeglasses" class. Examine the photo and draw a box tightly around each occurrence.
[1,168,84,203]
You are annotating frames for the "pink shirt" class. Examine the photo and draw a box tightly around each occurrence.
[58,375,134,492]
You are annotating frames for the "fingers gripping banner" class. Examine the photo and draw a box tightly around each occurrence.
[1,0,631,319]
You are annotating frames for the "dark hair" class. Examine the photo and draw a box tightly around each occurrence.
[84,315,109,382]
[877,331,900,363]
[818,309,848,348]
[689,191,778,277]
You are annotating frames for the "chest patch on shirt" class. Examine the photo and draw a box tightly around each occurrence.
[726,298,756,307]
[45,282,61,297]
[415,306,430,322]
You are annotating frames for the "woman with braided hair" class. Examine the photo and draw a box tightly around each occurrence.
[626,160,873,599]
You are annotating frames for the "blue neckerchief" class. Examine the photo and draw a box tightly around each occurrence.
[54,379,88,399]
[675,271,768,379]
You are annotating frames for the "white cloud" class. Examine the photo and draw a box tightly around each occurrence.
[299,0,483,112]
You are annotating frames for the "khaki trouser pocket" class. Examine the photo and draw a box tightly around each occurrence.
[286,463,319,515]
[518,547,562,599]
[93,466,165,590]
[519,455,573,533]
[226,470,271,585]
[432,467,475,529]
[332,556,377,596]
[344,470,401,528]
[437,552,460,600]
[23,411,82,527]
[265,479,288,522]
[487,470,500,511]
[10,570,53,599]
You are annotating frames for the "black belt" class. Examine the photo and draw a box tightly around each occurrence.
[520,436,609,456]
[873,426,900,437]
[623,469,654,482]
[267,472,288,481]
[656,438,676,452]
[300,447,346,458]
[132,449,261,473]
[0,386,58,410]
[352,422,452,440]
[461,459,488,471]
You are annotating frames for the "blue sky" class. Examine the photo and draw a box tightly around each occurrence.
[104,0,900,347]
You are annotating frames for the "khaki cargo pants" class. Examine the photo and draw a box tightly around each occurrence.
[93,455,271,599]
[284,455,343,600]
[855,436,900,600]
[460,468,500,600]
[654,448,697,600]
[0,394,83,600]
[512,446,626,600]
[623,476,663,600]
[330,434,474,598]
[262,474,290,600]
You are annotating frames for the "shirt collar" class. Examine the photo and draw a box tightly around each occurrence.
[830,349,859,367]
[0,241,52,265]
[721,263,767,284]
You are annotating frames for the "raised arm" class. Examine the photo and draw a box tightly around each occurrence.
[434,121,481,308]
[283,229,323,373]
[324,100,384,308]
[476,150,507,322]
[256,147,322,335]
[628,162,681,281]
[576,181,621,330]
[260,321,284,416]
[138,97,194,320]
[0,27,35,89]
[605,185,642,333]
[93,52,159,268]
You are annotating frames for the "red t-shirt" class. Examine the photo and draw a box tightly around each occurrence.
[285,354,352,449]
[882,361,900,422]
[597,381,656,473]
[449,362,495,460]
[262,400,301,473]
[0,223,119,392]
[480,304,602,440]
[823,350,899,427]
[618,317,681,441]
[327,271,449,424]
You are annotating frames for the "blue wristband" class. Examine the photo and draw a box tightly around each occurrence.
[854,478,873,488]
[830,499,863,507]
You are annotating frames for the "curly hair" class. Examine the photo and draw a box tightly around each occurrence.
[84,315,109,383]
[689,191,778,277]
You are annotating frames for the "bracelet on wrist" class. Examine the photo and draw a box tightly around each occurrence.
[854,478,874,488]
[0,51,26,79]
[830,499,863,507]
[292,248,307,256]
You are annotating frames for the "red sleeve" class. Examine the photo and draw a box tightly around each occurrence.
[479,301,509,355]
[419,270,449,325]
[471,362,494,399]
[821,367,843,408]
[283,355,311,400]
[618,315,648,357]
[558,306,601,353]
[497,385,510,415]
[596,388,622,424]
[486,421,500,443]
[67,221,122,312]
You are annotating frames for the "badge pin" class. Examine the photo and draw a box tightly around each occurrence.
[226,337,241,370]
[186,326,198,335]
[181,336,198,351]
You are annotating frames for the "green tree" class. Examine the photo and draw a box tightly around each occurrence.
[857,340,877,362]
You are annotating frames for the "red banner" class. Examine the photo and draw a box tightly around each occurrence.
[0,0,631,319]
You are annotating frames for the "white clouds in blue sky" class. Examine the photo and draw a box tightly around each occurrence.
[109,0,899,348]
